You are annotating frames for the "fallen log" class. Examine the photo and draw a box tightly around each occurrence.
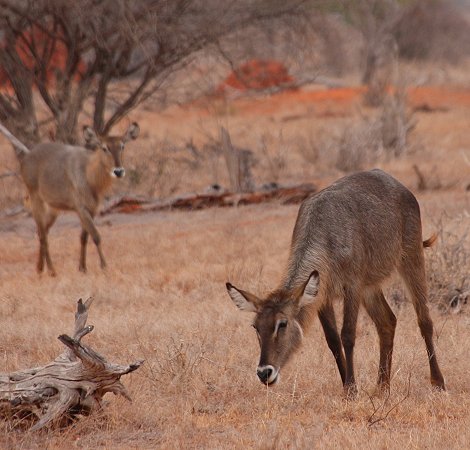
[101,183,317,215]
[0,298,143,431]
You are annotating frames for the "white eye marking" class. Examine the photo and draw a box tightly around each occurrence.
[293,319,304,339]
[274,319,288,336]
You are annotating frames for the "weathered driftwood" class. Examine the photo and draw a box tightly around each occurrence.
[0,298,143,431]
[100,183,317,215]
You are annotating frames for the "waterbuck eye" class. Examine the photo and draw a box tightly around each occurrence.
[274,319,288,335]
[101,145,110,153]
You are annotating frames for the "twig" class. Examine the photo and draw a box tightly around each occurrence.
[0,123,30,155]
[367,371,412,427]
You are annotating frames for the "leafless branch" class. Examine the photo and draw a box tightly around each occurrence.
[366,371,412,427]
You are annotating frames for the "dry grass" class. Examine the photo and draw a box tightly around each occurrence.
[0,190,469,448]
[1,61,470,448]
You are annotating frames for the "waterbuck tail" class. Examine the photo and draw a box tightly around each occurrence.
[423,233,438,248]
[0,122,31,159]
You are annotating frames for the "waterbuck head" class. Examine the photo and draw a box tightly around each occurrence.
[226,270,320,386]
[83,122,140,178]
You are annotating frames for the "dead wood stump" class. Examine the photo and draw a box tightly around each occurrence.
[0,298,143,431]
[220,126,255,192]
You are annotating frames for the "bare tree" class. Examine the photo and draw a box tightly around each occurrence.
[333,0,408,105]
[0,0,306,145]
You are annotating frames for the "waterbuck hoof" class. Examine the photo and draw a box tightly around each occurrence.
[79,266,87,274]
[431,379,446,391]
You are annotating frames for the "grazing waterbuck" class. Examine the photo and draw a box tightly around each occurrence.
[226,169,445,395]
[0,122,139,275]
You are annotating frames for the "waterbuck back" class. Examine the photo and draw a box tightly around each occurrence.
[227,169,445,395]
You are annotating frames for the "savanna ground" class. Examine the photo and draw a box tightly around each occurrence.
[1,60,470,448]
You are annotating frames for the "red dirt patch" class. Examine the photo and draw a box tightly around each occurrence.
[217,59,294,95]
[209,85,470,117]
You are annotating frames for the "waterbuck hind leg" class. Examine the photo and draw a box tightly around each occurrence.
[36,230,46,274]
[399,249,445,390]
[77,208,107,270]
[318,302,346,385]
[79,230,89,272]
[341,289,360,398]
[363,289,397,392]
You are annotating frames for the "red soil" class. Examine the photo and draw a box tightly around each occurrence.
[211,58,470,116]
[212,85,470,117]
[217,59,294,94]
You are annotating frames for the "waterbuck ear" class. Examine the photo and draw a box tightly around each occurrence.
[298,270,320,308]
[83,126,100,149]
[226,282,259,313]
[123,122,140,142]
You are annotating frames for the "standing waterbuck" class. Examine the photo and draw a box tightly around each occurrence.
[226,169,445,395]
[0,122,139,275]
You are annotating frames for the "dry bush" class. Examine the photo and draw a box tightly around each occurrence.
[426,222,470,313]
[0,172,23,212]
[258,131,289,184]
[127,154,183,199]
[380,87,416,157]
[335,117,383,172]
[336,89,415,172]
[123,137,208,198]
[142,334,208,393]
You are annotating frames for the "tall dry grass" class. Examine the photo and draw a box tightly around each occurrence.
[1,60,469,448]
[1,191,469,448]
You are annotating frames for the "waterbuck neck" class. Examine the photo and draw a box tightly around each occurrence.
[86,152,113,197]
[283,245,328,291]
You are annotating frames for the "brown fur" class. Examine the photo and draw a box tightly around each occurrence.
[17,123,139,275]
[227,169,445,395]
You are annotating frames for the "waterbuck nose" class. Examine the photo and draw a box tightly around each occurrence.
[113,167,125,178]
[257,366,274,384]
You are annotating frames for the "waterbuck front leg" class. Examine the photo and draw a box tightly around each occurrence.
[363,289,397,393]
[318,302,346,385]
[341,289,360,398]
[79,229,89,273]
[31,198,57,276]
[77,207,107,271]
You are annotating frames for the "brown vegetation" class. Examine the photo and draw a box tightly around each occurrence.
[0,0,470,447]
[0,190,469,447]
